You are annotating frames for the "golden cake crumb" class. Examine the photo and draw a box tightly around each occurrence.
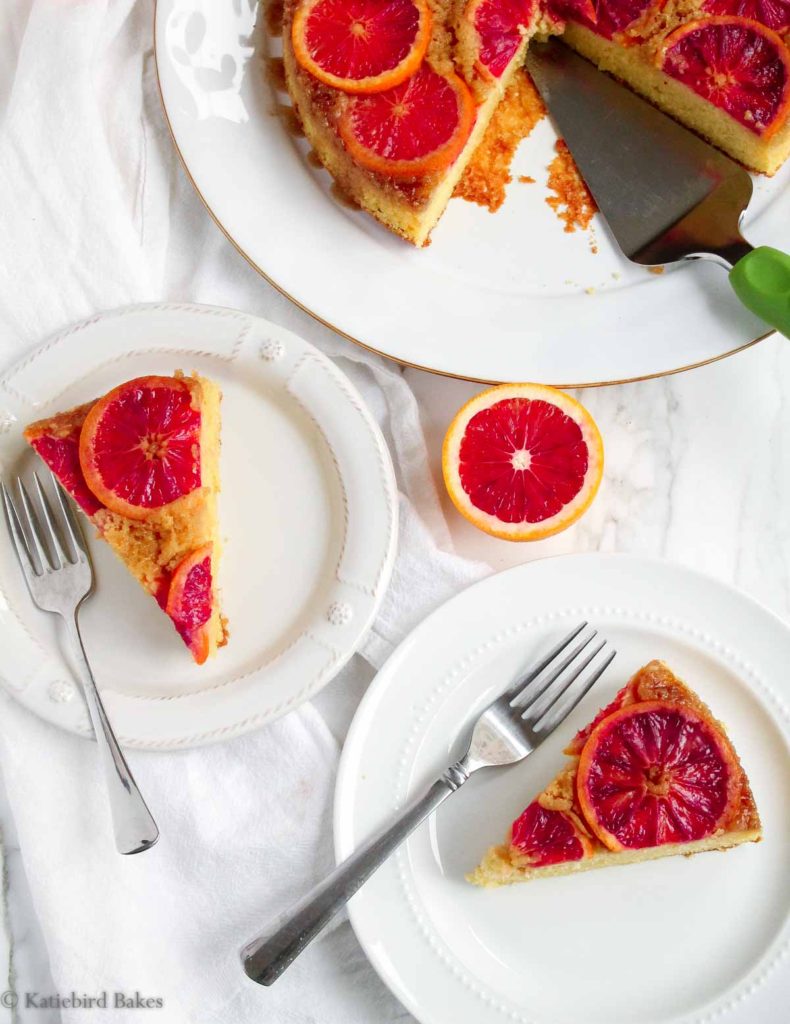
[648,265,665,274]
[519,175,535,183]
[546,139,597,233]
[455,71,546,213]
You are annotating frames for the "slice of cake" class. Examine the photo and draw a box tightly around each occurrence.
[24,373,226,664]
[283,0,555,246]
[469,660,761,886]
[560,0,790,175]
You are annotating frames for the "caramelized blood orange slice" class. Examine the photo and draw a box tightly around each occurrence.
[292,0,431,93]
[338,64,476,177]
[442,383,603,541]
[551,0,652,37]
[659,16,790,136]
[79,375,202,521]
[703,0,790,34]
[26,427,103,516]
[166,545,214,665]
[465,0,537,79]
[577,701,742,851]
[511,801,592,866]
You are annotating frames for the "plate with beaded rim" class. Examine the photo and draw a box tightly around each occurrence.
[336,553,790,1024]
[0,303,397,748]
[154,0,789,385]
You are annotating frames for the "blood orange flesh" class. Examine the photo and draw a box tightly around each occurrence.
[166,545,214,665]
[292,0,431,93]
[577,701,741,850]
[551,0,652,38]
[511,801,590,866]
[28,430,103,516]
[660,17,790,135]
[338,64,476,177]
[703,0,790,33]
[458,398,590,524]
[79,376,202,520]
[468,0,537,79]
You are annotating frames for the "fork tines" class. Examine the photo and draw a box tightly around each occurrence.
[2,473,85,577]
[511,623,616,736]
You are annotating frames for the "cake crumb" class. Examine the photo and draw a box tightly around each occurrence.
[519,175,535,184]
[455,70,546,212]
[545,140,597,233]
[648,265,665,275]
[585,287,596,295]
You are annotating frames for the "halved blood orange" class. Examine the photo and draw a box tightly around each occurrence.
[511,801,593,866]
[659,16,790,136]
[442,384,604,541]
[338,64,476,177]
[79,375,202,521]
[703,0,790,34]
[292,0,431,94]
[465,0,538,80]
[577,701,743,851]
[550,0,653,37]
[166,544,214,665]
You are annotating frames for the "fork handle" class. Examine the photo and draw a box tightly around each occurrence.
[64,614,159,855]
[241,764,469,986]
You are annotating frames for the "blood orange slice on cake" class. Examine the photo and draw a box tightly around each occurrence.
[338,64,476,177]
[551,0,653,38]
[464,0,538,79]
[659,16,790,136]
[24,373,226,664]
[703,0,790,34]
[442,383,603,541]
[469,661,761,886]
[292,0,431,93]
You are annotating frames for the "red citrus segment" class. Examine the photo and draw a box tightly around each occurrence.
[79,376,202,521]
[703,0,790,34]
[577,701,742,851]
[466,0,538,79]
[564,681,635,755]
[292,0,431,93]
[166,545,214,665]
[28,432,104,516]
[338,64,476,177]
[442,384,603,541]
[458,398,589,523]
[511,801,592,866]
[660,17,790,136]
[550,0,653,37]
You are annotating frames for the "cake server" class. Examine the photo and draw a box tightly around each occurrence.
[241,622,616,985]
[525,38,790,340]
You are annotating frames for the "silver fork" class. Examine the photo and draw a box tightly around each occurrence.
[1,473,159,855]
[241,621,616,985]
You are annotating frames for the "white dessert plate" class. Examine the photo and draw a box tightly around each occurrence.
[335,554,790,1024]
[154,0,789,385]
[0,303,397,749]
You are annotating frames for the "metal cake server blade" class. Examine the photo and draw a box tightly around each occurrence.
[525,38,790,339]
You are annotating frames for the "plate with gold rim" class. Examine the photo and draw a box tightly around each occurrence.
[336,554,790,1024]
[154,0,789,386]
[0,304,397,748]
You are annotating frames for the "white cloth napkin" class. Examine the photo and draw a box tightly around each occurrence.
[0,1,490,1020]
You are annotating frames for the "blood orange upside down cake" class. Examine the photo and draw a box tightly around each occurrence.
[280,0,790,245]
[24,374,226,665]
[469,660,761,885]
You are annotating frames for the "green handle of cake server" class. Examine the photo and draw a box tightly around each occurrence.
[729,246,790,341]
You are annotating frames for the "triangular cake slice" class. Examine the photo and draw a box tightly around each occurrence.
[469,660,761,886]
[24,373,226,664]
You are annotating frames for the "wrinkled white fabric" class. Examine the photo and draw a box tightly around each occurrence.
[0,2,489,1019]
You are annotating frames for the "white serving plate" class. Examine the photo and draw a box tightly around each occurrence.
[0,303,397,749]
[154,0,789,385]
[336,554,790,1024]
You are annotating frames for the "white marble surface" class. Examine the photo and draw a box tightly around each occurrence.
[1,330,789,1020]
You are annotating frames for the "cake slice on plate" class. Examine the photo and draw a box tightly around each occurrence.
[24,373,226,664]
[469,660,761,886]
